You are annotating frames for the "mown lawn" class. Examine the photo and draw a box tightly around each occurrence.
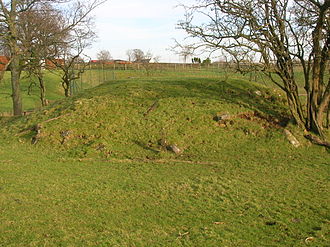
[0,138,328,246]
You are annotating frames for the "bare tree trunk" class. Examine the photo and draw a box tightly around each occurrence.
[279,65,306,127]
[10,57,22,115]
[306,88,329,137]
[326,104,330,128]
[317,80,330,128]
[305,5,330,137]
[9,0,22,116]
[63,81,70,97]
[61,71,71,97]
[38,76,47,106]
[286,91,305,127]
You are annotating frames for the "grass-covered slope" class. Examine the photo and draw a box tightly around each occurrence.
[3,77,297,160]
[0,77,329,246]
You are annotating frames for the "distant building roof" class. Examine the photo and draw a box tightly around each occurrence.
[0,56,10,71]
[90,59,131,64]
[113,59,131,64]
[134,58,151,64]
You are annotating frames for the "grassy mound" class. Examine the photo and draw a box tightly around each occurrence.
[4,77,298,161]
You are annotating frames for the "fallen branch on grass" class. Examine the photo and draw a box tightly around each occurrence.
[304,134,330,148]
[42,113,70,123]
[143,101,159,117]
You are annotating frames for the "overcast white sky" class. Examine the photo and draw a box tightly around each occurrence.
[86,0,191,62]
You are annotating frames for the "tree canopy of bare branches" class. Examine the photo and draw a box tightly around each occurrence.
[0,0,105,114]
[178,0,330,139]
[46,0,102,97]
[18,3,64,106]
[128,49,151,63]
[97,50,112,63]
[172,44,194,63]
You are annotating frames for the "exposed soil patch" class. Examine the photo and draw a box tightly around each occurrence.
[237,111,290,129]
[213,111,290,129]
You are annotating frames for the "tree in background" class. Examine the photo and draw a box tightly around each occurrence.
[96,49,111,82]
[136,50,153,75]
[48,7,95,97]
[97,50,112,63]
[0,0,40,115]
[175,44,194,64]
[126,49,133,62]
[128,49,152,63]
[0,0,105,114]
[153,55,161,63]
[141,50,153,64]
[50,0,104,97]
[131,49,146,63]
[178,0,330,140]
[19,3,63,106]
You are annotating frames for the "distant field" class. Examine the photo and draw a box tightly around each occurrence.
[0,73,329,246]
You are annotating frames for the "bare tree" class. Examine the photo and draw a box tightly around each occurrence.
[126,49,133,62]
[153,55,161,63]
[140,51,153,76]
[179,45,194,64]
[178,0,330,140]
[131,49,145,63]
[0,0,38,115]
[97,49,112,63]
[143,50,153,63]
[19,3,63,106]
[49,0,105,97]
[129,49,153,74]
[171,42,194,64]
[49,27,95,97]
[52,54,90,97]
[0,0,105,114]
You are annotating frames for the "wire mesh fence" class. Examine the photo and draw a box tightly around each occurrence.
[76,62,237,90]
[75,62,318,97]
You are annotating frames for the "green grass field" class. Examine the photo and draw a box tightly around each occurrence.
[0,70,329,246]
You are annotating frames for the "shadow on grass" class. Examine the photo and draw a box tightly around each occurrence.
[133,140,160,154]
[80,77,289,121]
[159,78,289,120]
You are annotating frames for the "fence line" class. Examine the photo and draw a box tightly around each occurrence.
[73,62,311,94]
[85,62,231,71]
[74,63,232,93]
